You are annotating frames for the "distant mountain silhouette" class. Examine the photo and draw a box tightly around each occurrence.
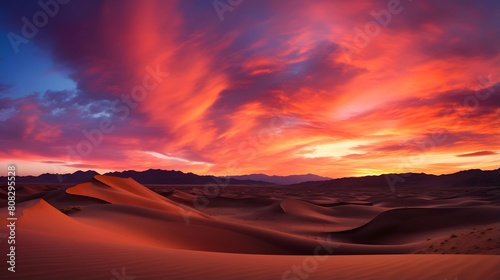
[104,169,272,185]
[292,168,500,189]
[2,169,272,185]
[2,170,99,184]
[2,168,498,188]
[229,173,332,185]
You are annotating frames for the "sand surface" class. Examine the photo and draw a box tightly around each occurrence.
[1,175,499,279]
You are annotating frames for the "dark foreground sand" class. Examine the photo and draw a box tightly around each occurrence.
[0,175,499,279]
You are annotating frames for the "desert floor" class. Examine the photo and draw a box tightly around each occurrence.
[1,175,499,279]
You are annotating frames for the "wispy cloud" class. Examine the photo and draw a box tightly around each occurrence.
[456,151,498,157]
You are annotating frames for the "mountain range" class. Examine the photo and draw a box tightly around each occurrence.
[2,168,499,188]
[2,169,271,185]
[1,169,332,185]
[228,173,331,185]
[291,168,500,189]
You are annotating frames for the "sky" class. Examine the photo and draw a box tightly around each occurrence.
[0,0,499,177]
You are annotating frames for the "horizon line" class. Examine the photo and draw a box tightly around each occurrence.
[4,166,499,182]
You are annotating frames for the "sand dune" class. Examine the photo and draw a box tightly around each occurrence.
[66,175,209,219]
[7,236,500,280]
[1,175,499,279]
[329,207,500,245]
[15,199,144,245]
[279,199,340,222]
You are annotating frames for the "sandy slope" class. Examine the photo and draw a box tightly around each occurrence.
[6,234,500,279]
[66,175,209,219]
[329,207,500,244]
[0,175,499,279]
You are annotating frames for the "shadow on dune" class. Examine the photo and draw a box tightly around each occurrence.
[328,207,500,245]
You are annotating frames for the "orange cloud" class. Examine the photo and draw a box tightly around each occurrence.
[1,0,498,177]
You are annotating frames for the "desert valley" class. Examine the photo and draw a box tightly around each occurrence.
[1,169,499,279]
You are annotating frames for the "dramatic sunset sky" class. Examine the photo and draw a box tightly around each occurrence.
[0,0,498,177]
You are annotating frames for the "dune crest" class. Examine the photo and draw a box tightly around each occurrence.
[66,175,206,218]
[329,207,500,245]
